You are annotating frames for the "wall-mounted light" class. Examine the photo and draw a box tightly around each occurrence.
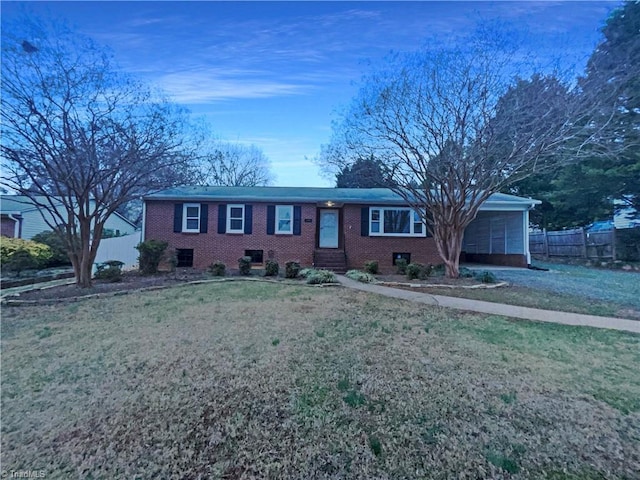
[326,201,334,207]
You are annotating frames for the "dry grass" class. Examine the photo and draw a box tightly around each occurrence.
[2,282,639,479]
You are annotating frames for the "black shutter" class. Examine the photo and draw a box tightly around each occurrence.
[244,205,253,234]
[361,207,369,236]
[217,204,227,234]
[173,203,183,233]
[266,205,275,235]
[293,206,302,235]
[199,204,208,233]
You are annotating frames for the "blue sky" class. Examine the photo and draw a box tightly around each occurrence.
[2,1,619,187]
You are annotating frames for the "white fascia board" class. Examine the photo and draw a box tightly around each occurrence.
[477,202,539,212]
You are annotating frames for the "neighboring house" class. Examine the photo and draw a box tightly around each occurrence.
[0,195,137,240]
[143,187,540,273]
[613,197,640,230]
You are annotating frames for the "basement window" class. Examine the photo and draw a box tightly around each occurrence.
[244,249,263,264]
[176,248,194,268]
[393,252,411,265]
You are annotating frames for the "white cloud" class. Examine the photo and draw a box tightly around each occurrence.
[156,69,310,103]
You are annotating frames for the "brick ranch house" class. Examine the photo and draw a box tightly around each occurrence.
[142,186,541,273]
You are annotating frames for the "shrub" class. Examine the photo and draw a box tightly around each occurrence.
[94,260,124,282]
[430,264,446,277]
[616,228,640,262]
[264,259,279,277]
[395,258,408,275]
[208,261,226,277]
[136,240,168,275]
[0,237,52,276]
[306,269,337,284]
[458,266,474,278]
[346,269,376,283]
[298,268,313,278]
[101,228,122,239]
[166,251,178,272]
[31,230,71,267]
[474,270,498,283]
[406,262,430,280]
[4,250,39,277]
[285,261,301,278]
[238,256,252,275]
[364,260,378,274]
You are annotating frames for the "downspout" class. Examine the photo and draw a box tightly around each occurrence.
[7,213,22,238]
[140,199,146,243]
[525,205,533,265]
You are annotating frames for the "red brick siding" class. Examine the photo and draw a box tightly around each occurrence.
[144,201,316,270]
[343,205,442,273]
[145,200,524,272]
[1,217,16,238]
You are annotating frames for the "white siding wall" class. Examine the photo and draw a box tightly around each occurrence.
[94,232,142,270]
[21,209,136,239]
[21,208,57,239]
[463,211,525,254]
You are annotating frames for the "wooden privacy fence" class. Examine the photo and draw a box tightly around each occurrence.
[530,227,615,260]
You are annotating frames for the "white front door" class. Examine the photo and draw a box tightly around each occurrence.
[319,209,339,248]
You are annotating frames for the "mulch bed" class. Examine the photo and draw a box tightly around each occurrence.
[7,269,218,302]
[7,271,498,304]
[4,269,335,304]
[375,274,499,287]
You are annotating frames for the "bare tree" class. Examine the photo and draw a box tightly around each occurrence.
[198,142,274,186]
[1,17,196,287]
[319,33,615,278]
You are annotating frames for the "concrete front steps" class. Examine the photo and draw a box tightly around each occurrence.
[314,249,347,274]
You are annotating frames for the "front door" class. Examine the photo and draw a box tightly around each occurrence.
[319,209,339,248]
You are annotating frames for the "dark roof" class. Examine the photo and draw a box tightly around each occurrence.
[144,186,540,208]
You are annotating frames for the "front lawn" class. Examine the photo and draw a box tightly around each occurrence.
[2,282,639,478]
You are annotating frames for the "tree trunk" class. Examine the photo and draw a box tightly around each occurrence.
[74,217,94,288]
[433,224,465,278]
[78,255,93,288]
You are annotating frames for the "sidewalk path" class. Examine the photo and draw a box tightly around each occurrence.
[336,275,640,334]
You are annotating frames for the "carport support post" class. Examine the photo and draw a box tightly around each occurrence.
[612,228,617,261]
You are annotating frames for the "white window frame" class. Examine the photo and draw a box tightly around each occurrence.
[227,204,245,233]
[369,207,426,237]
[275,205,294,234]
[182,203,201,233]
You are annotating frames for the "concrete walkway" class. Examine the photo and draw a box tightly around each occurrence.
[336,275,640,334]
[1,278,76,299]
